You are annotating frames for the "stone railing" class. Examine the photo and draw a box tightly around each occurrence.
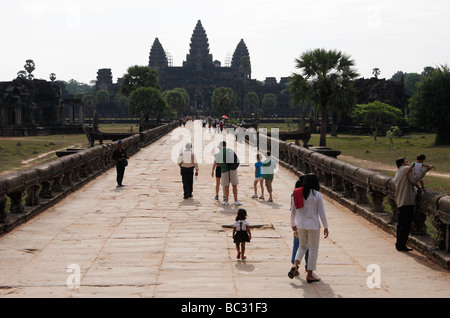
[252,131,450,269]
[0,120,179,235]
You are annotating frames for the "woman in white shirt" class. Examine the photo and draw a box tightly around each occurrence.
[288,173,329,283]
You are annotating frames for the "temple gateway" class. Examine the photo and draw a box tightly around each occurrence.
[147,20,290,115]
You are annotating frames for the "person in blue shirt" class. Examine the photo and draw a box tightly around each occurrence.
[252,154,264,199]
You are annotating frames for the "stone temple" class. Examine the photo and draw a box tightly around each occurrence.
[148,20,290,115]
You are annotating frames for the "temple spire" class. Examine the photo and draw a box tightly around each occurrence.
[183,20,213,71]
[149,37,168,71]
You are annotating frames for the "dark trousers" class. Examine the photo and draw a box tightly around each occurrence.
[396,205,415,249]
[116,165,125,186]
[180,167,194,198]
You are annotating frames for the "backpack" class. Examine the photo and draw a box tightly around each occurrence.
[224,149,240,170]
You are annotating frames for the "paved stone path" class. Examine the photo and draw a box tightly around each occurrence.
[0,121,449,298]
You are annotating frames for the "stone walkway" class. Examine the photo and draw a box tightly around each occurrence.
[0,121,448,298]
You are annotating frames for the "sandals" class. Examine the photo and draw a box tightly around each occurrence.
[288,267,296,279]
[306,275,321,283]
[237,252,241,259]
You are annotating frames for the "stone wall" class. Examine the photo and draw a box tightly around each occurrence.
[252,132,450,269]
[0,121,179,235]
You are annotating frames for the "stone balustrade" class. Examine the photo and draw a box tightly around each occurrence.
[257,131,450,269]
[0,121,179,235]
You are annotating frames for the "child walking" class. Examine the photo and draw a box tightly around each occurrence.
[233,209,252,260]
[252,154,264,199]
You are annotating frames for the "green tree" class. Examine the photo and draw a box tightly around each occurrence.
[129,87,169,124]
[173,88,190,108]
[289,48,359,146]
[211,87,237,117]
[390,71,407,82]
[17,70,27,79]
[409,65,450,145]
[351,101,403,141]
[64,79,95,95]
[372,68,380,79]
[163,89,189,117]
[404,73,422,96]
[49,73,56,82]
[82,94,97,118]
[421,66,436,77]
[240,56,251,116]
[244,92,261,120]
[288,74,311,132]
[120,65,161,97]
[24,59,35,80]
[328,75,358,136]
[96,90,110,117]
[114,93,129,117]
[261,93,277,115]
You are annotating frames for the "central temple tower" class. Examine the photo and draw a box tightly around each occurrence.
[183,20,213,72]
[148,20,257,112]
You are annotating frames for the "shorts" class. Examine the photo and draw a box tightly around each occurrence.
[215,166,222,178]
[254,177,263,182]
[221,169,239,186]
[265,179,273,192]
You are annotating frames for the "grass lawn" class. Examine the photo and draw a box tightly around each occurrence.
[259,123,450,195]
[0,124,135,176]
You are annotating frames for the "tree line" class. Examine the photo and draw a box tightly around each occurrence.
[15,56,450,145]
[288,49,449,146]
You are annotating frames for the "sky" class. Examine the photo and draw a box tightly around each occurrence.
[1,0,449,85]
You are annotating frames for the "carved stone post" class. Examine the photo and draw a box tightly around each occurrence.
[71,168,80,182]
[370,191,386,212]
[431,216,446,250]
[40,180,53,199]
[332,175,344,191]
[7,191,24,213]
[0,194,6,222]
[355,186,369,204]
[388,197,399,223]
[343,181,356,199]
[324,171,332,187]
[411,206,427,235]
[52,175,63,192]
[26,185,41,206]
[62,171,73,187]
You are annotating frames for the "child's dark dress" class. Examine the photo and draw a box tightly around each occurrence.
[234,220,250,243]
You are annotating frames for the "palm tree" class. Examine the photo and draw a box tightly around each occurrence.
[290,49,359,147]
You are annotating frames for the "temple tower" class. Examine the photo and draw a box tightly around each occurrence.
[183,20,213,71]
[231,39,251,78]
[149,38,168,71]
[95,68,113,92]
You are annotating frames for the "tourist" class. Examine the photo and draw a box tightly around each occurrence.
[215,141,242,206]
[233,209,252,260]
[262,151,276,202]
[288,173,329,283]
[394,157,431,252]
[177,142,199,199]
[405,153,435,193]
[211,157,222,201]
[251,154,264,199]
[290,175,309,276]
[112,140,129,188]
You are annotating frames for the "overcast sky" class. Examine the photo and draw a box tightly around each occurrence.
[1,0,449,85]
